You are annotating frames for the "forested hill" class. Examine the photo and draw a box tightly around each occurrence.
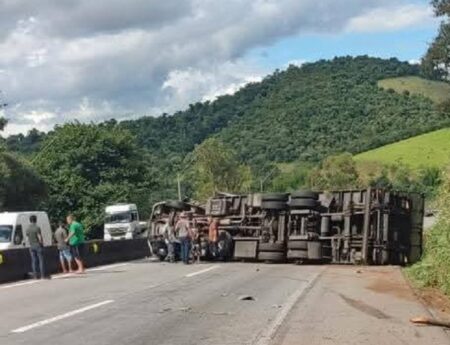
[120,56,449,167]
[5,56,450,168]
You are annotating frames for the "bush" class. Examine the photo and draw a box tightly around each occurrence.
[407,168,450,295]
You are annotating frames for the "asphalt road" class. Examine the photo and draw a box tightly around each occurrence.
[0,261,448,345]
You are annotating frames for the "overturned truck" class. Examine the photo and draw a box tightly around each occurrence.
[149,188,424,265]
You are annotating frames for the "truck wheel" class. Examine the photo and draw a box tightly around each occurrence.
[258,251,285,262]
[307,241,322,260]
[287,249,308,259]
[262,193,289,202]
[217,231,233,260]
[165,200,189,210]
[288,199,318,209]
[261,201,287,210]
[287,241,308,250]
[258,242,285,252]
[290,191,319,200]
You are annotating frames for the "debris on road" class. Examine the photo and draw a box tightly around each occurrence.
[239,295,256,301]
[410,316,450,328]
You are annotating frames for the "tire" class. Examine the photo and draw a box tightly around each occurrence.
[259,242,285,252]
[262,193,289,202]
[258,251,285,262]
[287,249,308,259]
[217,231,233,260]
[261,201,286,210]
[291,191,319,200]
[288,198,318,209]
[287,240,308,250]
[165,200,189,210]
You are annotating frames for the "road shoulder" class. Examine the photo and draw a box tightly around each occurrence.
[271,266,449,345]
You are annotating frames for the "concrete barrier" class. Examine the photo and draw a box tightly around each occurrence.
[0,239,150,284]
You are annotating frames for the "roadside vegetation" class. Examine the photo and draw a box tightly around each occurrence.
[407,169,450,296]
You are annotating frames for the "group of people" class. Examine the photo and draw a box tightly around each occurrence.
[25,214,85,279]
[162,212,219,264]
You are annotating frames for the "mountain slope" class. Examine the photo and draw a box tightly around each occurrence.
[355,128,450,169]
[216,57,449,164]
[378,76,450,104]
[122,56,450,169]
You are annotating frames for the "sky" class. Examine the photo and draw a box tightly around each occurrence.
[0,0,441,135]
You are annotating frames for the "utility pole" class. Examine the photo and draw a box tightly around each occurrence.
[260,167,277,192]
[177,174,182,201]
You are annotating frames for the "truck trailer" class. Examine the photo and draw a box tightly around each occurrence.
[148,188,424,265]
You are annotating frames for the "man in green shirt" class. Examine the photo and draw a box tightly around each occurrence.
[66,214,85,273]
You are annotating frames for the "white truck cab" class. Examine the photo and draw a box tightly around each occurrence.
[104,204,141,241]
[0,212,52,250]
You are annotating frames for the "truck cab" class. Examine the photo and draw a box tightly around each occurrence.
[0,212,52,250]
[104,204,140,241]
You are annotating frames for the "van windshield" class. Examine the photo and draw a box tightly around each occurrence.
[105,212,131,224]
[0,225,12,243]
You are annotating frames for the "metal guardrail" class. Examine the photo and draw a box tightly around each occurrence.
[0,239,150,284]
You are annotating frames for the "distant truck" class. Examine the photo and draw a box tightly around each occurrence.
[104,204,147,241]
[0,212,52,250]
[149,188,424,265]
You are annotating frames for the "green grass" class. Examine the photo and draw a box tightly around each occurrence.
[378,76,450,104]
[355,128,450,170]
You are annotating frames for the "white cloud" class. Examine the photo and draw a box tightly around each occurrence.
[0,0,433,134]
[346,4,436,33]
[162,61,266,110]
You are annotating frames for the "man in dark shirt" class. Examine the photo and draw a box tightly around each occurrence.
[25,215,47,279]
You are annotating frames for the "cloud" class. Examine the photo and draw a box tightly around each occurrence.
[0,0,431,135]
[346,4,436,32]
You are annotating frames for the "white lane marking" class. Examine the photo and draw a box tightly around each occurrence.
[1,263,130,288]
[252,268,325,345]
[88,263,128,272]
[11,300,114,333]
[0,280,39,290]
[185,265,219,278]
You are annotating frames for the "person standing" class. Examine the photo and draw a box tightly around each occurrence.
[66,214,85,273]
[162,220,176,263]
[175,212,192,264]
[54,221,73,273]
[208,217,219,259]
[25,215,47,279]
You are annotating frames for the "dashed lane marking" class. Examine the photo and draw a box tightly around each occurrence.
[11,300,114,333]
[184,265,219,278]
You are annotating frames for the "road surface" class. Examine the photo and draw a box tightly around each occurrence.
[0,261,448,345]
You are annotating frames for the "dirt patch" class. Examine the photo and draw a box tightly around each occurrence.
[416,287,450,322]
[366,270,416,301]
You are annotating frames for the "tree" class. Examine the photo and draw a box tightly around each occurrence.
[186,138,253,201]
[34,123,153,235]
[422,1,450,80]
[0,152,46,210]
[308,153,359,190]
[0,101,46,210]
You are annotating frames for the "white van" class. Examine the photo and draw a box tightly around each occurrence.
[0,212,52,250]
[104,204,143,241]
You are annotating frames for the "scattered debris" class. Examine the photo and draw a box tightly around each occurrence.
[272,304,282,309]
[239,295,256,301]
[159,307,172,313]
[178,306,192,312]
[410,316,450,328]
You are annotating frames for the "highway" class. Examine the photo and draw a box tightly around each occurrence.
[0,261,448,345]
